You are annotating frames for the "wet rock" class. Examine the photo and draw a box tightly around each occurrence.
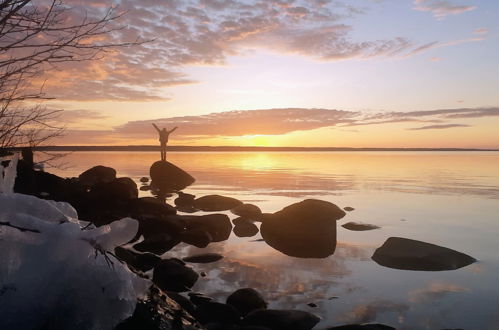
[153,259,199,292]
[180,229,212,248]
[188,292,213,306]
[78,165,116,186]
[182,253,224,263]
[231,203,262,220]
[140,177,149,183]
[130,197,176,219]
[344,206,355,212]
[150,160,195,192]
[184,214,232,242]
[175,192,196,207]
[327,324,395,330]
[200,271,207,277]
[226,288,267,316]
[243,309,321,330]
[261,199,344,258]
[372,237,476,271]
[196,302,241,325]
[341,222,380,231]
[307,303,317,308]
[234,222,259,238]
[193,194,243,212]
[133,234,180,255]
[114,246,161,272]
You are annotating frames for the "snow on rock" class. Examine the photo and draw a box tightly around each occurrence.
[0,158,148,329]
[0,153,18,194]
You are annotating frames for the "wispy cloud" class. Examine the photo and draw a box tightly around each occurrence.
[413,0,476,19]
[407,123,471,130]
[49,107,499,145]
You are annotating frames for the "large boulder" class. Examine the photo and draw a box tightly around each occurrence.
[372,237,476,271]
[150,160,195,192]
[227,288,267,316]
[260,199,344,258]
[91,177,138,202]
[114,246,161,272]
[78,165,116,186]
[243,309,321,330]
[193,194,243,211]
[153,259,199,292]
[129,197,176,219]
[234,222,259,238]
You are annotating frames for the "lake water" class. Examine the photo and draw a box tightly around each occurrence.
[45,151,499,329]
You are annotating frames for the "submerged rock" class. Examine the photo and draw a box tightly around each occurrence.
[180,229,212,248]
[231,203,263,220]
[182,253,224,263]
[343,206,355,212]
[152,259,199,292]
[227,288,267,316]
[140,177,149,183]
[193,194,243,211]
[243,309,321,330]
[341,222,380,231]
[133,234,180,255]
[79,165,116,186]
[150,160,195,192]
[260,199,344,258]
[372,237,476,271]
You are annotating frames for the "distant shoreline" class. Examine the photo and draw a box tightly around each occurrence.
[27,145,499,152]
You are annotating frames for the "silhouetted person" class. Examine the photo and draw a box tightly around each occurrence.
[152,124,177,161]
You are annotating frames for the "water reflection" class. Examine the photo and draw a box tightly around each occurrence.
[42,151,499,328]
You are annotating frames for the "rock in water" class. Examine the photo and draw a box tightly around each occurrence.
[182,253,224,263]
[372,237,476,271]
[260,199,345,258]
[227,288,267,316]
[79,165,116,186]
[243,309,321,330]
[326,324,395,329]
[231,203,263,220]
[152,259,199,292]
[193,194,243,211]
[341,222,380,231]
[150,160,195,192]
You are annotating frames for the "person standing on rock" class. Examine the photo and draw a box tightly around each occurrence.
[152,124,177,161]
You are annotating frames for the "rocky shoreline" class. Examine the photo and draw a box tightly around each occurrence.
[4,152,475,330]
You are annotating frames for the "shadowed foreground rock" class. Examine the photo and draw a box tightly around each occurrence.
[261,199,345,258]
[182,253,224,263]
[372,237,476,271]
[150,160,195,192]
[243,309,321,330]
[79,165,116,186]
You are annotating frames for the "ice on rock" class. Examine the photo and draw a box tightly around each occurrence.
[0,153,18,194]
[0,159,148,330]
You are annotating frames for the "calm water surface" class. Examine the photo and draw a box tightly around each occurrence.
[47,151,499,329]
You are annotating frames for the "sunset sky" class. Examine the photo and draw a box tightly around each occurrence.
[43,0,499,148]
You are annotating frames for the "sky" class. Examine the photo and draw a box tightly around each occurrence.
[39,0,499,148]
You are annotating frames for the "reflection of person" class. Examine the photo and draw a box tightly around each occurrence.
[152,124,177,161]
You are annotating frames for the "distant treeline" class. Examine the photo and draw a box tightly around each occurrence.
[21,146,499,152]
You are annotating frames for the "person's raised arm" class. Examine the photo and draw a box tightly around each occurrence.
[169,126,178,134]
[152,123,160,133]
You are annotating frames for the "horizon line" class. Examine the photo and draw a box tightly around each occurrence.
[27,145,499,152]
